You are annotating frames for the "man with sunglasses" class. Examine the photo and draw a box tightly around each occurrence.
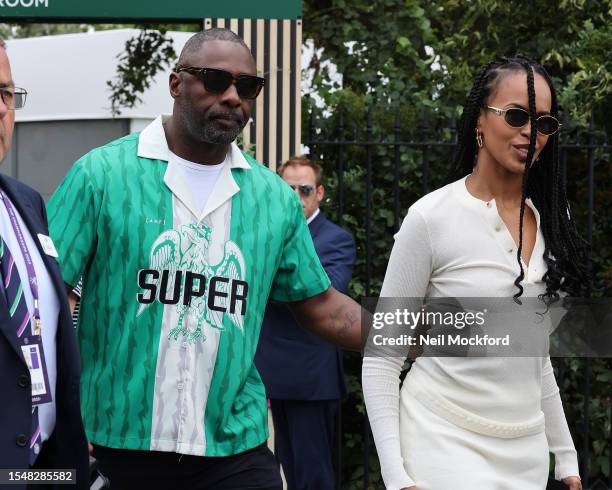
[255,156,356,490]
[46,28,362,489]
[0,38,89,488]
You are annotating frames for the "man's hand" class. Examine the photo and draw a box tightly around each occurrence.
[563,476,581,490]
[287,286,364,351]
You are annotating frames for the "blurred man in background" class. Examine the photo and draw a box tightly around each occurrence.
[256,156,356,490]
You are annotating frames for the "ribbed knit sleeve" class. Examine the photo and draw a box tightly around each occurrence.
[541,357,581,480]
[362,207,433,489]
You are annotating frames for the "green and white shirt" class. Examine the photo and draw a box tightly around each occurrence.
[47,115,330,456]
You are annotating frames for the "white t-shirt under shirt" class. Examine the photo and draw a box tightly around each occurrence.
[362,176,579,489]
[168,151,227,217]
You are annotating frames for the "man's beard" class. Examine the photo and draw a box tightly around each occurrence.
[202,117,244,144]
[180,102,247,145]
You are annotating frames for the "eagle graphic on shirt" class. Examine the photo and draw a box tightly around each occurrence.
[136,223,247,343]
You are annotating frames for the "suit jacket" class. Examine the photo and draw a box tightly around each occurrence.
[0,175,88,489]
[255,211,356,400]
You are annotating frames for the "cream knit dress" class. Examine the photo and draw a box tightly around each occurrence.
[362,176,580,490]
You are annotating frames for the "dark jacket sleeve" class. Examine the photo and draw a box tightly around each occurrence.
[317,228,356,294]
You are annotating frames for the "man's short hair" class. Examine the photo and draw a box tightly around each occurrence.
[277,156,323,187]
[178,28,250,66]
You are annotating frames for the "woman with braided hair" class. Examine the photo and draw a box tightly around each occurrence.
[362,57,587,490]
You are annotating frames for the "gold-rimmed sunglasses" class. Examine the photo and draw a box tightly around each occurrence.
[486,106,561,136]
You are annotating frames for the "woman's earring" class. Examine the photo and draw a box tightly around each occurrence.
[475,128,484,148]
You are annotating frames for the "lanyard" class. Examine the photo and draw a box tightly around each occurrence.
[0,191,42,336]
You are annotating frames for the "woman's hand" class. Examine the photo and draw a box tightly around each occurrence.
[563,476,581,490]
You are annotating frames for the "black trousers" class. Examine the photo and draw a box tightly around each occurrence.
[92,443,282,490]
[546,479,570,489]
[26,433,88,490]
[270,399,337,490]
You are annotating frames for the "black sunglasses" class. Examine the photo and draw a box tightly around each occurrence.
[175,66,265,100]
[289,184,315,197]
[486,106,561,136]
[0,86,27,110]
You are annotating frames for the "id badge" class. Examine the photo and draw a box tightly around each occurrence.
[19,335,53,406]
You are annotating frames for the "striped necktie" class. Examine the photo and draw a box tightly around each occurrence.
[0,236,42,465]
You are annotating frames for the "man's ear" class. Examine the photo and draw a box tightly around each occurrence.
[169,73,181,99]
[316,185,325,204]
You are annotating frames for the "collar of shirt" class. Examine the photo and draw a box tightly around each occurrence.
[452,175,541,229]
[307,207,320,225]
[137,115,251,221]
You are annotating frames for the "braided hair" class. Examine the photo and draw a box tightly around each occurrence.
[451,56,590,302]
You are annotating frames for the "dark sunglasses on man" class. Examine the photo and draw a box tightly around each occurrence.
[486,105,561,136]
[0,86,27,110]
[289,184,316,197]
[175,66,265,100]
